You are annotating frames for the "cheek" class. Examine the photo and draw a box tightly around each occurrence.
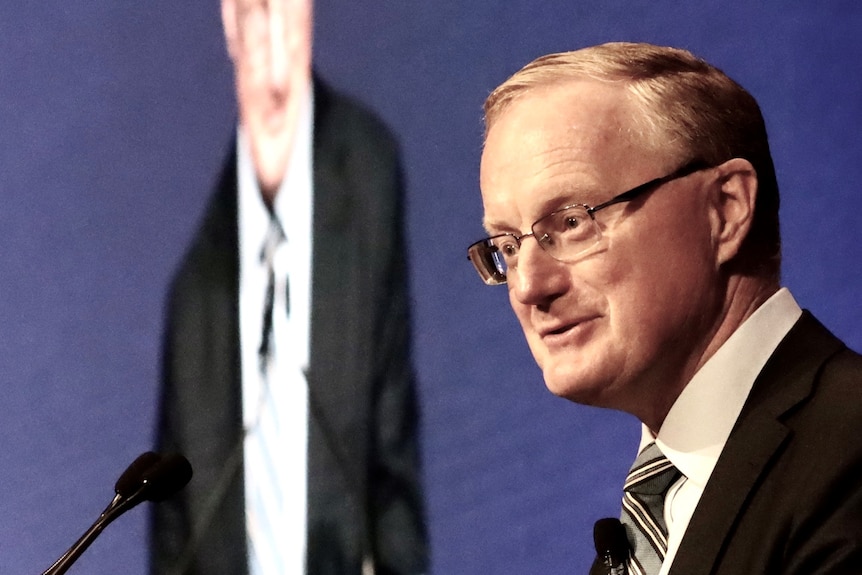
[235,72,264,115]
[508,290,532,333]
[602,226,719,342]
[643,227,716,294]
[508,291,546,363]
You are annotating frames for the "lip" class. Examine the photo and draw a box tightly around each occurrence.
[262,110,287,132]
[538,316,600,347]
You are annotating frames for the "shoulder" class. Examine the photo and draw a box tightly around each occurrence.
[311,79,404,231]
[313,79,400,170]
[169,146,239,302]
[790,344,862,437]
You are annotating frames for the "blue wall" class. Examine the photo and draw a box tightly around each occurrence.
[1,2,859,573]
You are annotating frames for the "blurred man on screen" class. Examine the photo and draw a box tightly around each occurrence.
[151,1,428,574]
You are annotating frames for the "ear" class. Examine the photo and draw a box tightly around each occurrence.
[221,0,239,62]
[708,158,758,267]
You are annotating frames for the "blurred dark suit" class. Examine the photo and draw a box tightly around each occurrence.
[151,83,428,575]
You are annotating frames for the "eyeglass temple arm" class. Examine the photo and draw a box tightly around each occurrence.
[587,159,710,215]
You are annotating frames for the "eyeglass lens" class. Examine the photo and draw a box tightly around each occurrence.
[468,205,599,285]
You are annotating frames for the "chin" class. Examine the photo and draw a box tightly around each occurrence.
[541,360,612,407]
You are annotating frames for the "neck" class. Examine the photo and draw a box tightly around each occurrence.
[639,274,779,433]
[259,181,278,209]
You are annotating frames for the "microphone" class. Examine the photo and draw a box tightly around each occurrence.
[42,452,193,575]
[133,452,194,503]
[115,451,162,498]
[593,518,630,575]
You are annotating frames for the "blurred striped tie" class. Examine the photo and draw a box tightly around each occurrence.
[620,443,681,575]
[247,217,287,575]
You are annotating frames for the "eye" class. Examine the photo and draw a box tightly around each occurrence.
[499,240,519,257]
[552,208,590,238]
[491,235,520,260]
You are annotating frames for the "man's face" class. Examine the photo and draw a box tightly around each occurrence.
[480,81,724,422]
[223,0,312,196]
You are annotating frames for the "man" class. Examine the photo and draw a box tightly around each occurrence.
[468,42,862,574]
[151,0,427,573]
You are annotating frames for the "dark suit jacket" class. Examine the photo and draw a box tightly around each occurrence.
[667,312,862,574]
[151,84,427,575]
[591,313,861,575]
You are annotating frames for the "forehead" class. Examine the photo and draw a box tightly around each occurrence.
[234,0,309,15]
[480,81,648,229]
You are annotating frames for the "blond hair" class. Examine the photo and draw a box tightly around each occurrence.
[484,42,781,280]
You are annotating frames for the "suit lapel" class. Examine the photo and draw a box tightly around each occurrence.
[668,313,845,575]
[306,83,368,482]
[667,405,789,575]
[307,82,357,405]
[201,146,242,442]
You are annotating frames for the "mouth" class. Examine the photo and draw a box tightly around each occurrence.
[539,316,599,346]
[262,109,287,131]
[545,325,574,337]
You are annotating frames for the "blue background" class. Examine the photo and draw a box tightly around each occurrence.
[1,2,859,573]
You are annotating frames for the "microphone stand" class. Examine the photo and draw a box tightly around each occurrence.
[41,489,142,575]
[41,452,192,575]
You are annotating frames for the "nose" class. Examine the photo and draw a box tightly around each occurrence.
[266,2,290,91]
[508,238,568,306]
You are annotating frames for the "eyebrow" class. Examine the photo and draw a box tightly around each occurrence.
[237,0,269,12]
[481,217,516,236]
[481,184,595,235]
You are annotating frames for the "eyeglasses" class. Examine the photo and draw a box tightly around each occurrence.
[467,160,709,285]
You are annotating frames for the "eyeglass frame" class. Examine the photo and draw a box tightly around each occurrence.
[467,159,710,285]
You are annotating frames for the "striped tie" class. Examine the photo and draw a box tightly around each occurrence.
[257,218,287,371]
[620,443,681,575]
[246,217,289,575]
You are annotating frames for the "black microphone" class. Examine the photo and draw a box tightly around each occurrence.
[115,451,162,498]
[42,452,193,575]
[134,453,193,503]
[593,518,630,575]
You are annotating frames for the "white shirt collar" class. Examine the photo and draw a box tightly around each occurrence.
[237,87,314,274]
[642,288,803,487]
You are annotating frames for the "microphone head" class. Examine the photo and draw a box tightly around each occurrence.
[139,453,193,502]
[593,517,630,559]
[115,451,162,497]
